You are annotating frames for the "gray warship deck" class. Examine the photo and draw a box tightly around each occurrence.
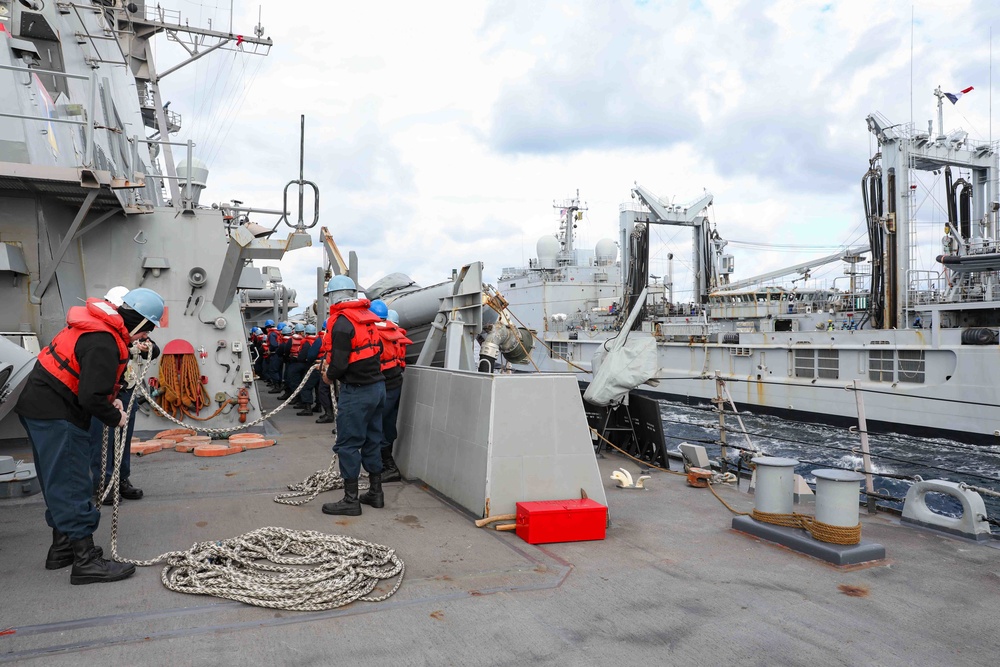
[1,393,997,666]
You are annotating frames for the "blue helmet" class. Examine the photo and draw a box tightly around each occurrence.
[370,299,388,320]
[264,319,275,328]
[121,288,165,326]
[325,274,356,296]
[277,322,286,330]
[387,309,399,325]
[281,325,293,335]
[305,324,317,335]
[251,326,262,335]
[294,322,305,333]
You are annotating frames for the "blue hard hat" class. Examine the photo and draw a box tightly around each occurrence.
[277,322,286,330]
[251,326,262,335]
[305,324,317,335]
[387,309,399,325]
[281,325,293,335]
[370,299,388,319]
[264,319,275,328]
[324,274,356,295]
[121,288,165,326]
[294,322,305,333]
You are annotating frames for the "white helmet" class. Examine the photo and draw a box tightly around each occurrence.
[104,285,130,307]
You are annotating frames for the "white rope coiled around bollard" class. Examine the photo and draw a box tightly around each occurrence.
[97,352,405,611]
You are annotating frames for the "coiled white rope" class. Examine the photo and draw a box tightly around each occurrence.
[95,352,404,610]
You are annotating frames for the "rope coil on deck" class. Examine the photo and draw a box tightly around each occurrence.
[95,354,404,611]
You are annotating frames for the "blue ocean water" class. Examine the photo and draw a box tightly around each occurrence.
[655,400,1000,536]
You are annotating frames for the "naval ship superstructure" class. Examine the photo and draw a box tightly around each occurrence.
[501,91,1000,445]
[0,0,311,440]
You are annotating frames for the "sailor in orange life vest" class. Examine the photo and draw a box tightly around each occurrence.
[15,287,165,585]
[88,285,160,502]
[319,275,386,517]
[370,302,413,483]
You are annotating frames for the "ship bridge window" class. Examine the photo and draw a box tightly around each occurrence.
[868,350,894,382]
[897,350,925,383]
[774,319,793,332]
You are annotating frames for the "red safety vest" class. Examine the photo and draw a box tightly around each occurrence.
[328,299,382,365]
[318,330,331,358]
[289,334,305,358]
[376,321,413,372]
[36,299,131,398]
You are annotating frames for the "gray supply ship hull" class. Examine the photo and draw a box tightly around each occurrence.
[500,100,1000,446]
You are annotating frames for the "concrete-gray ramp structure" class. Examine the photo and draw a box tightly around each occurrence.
[395,366,608,518]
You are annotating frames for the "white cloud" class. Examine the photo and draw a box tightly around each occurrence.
[149,0,1000,316]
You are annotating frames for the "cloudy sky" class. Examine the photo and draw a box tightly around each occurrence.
[154,0,1000,310]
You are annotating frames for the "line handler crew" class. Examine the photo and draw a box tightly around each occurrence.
[319,275,386,517]
[15,287,164,585]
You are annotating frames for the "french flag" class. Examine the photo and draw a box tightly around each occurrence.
[945,86,974,104]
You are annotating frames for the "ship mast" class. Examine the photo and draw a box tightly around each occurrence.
[553,190,587,266]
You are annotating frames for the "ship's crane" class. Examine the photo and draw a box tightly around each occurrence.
[724,247,869,292]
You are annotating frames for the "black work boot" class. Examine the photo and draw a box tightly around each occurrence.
[315,409,334,424]
[295,406,314,416]
[69,535,135,585]
[119,478,143,500]
[277,390,293,401]
[322,479,361,516]
[46,528,103,569]
[268,385,284,394]
[381,453,402,483]
[359,473,384,508]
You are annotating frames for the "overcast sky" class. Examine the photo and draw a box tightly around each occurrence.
[154,0,999,311]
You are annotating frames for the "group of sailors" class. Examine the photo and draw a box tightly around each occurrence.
[247,275,412,516]
[14,274,413,587]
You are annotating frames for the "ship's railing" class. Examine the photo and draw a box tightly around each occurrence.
[0,64,99,168]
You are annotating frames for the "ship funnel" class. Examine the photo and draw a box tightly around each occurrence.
[177,157,209,206]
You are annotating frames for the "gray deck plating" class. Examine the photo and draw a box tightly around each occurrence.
[0,392,997,666]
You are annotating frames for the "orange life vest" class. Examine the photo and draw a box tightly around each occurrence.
[376,321,413,372]
[289,334,305,358]
[36,299,130,398]
[328,299,382,365]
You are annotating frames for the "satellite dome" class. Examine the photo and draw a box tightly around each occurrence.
[536,235,559,269]
[176,157,210,205]
[595,239,618,266]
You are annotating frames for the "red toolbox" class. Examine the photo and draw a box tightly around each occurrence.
[515,499,607,544]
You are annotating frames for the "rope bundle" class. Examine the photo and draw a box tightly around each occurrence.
[157,527,404,611]
[157,353,210,418]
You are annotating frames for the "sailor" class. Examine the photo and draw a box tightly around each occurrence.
[319,275,386,517]
[87,286,160,501]
[312,318,335,425]
[249,326,266,378]
[372,304,413,483]
[15,287,164,584]
[265,322,286,392]
[275,324,299,401]
[287,323,320,414]
[260,319,276,384]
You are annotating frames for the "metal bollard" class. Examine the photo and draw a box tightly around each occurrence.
[752,456,799,515]
[812,469,865,527]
